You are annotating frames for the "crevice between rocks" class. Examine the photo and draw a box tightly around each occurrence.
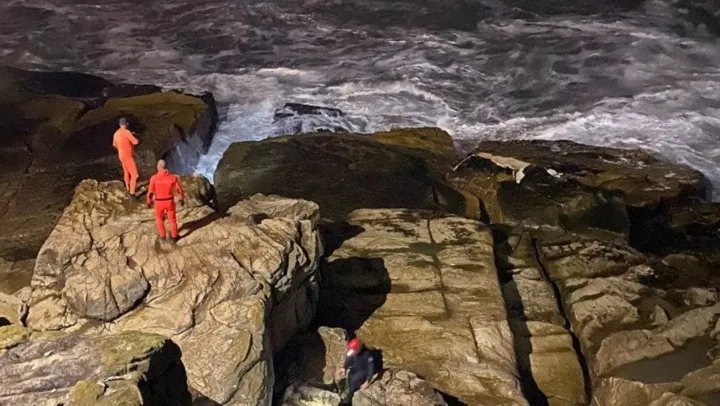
[529,236,593,401]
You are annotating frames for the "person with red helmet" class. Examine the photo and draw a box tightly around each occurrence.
[335,337,376,405]
[146,159,184,243]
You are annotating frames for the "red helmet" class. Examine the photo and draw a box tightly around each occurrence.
[347,338,361,352]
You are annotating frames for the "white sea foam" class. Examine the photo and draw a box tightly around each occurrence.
[1,0,719,198]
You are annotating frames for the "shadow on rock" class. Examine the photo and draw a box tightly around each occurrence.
[315,255,391,332]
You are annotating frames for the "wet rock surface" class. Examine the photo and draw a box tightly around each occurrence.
[24,178,322,405]
[0,326,189,406]
[443,140,706,242]
[317,209,527,405]
[213,128,456,220]
[537,237,720,404]
[279,369,447,406]
[272,103,349,136]
[495,229,587,405]
[0,66,217,284]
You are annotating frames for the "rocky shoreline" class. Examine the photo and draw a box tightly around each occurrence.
[1,68,719,405]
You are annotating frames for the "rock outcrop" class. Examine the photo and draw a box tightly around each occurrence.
[495,229,587,405]
[536,236,720,404]
[352,369,448,406]
[317,209,527,405]
[0,66,217,285]
[272,103,352,135]
[213,128,457,220]
[0,325,189,405]
[279,369,447,406]
[443,140,707,242]
[25,177,322,405]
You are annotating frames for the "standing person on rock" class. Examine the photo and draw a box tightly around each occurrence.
[147,159,184,243]
[336,337,376,405]
[112,117,140,197]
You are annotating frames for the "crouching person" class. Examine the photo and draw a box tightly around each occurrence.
[336,337,376,405]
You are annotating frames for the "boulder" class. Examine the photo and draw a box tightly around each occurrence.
[25,178,322,405]
[593,377,704,406]
[0,66,217,291]
[317,209,527,405]
[0,290,28,326]
[213,128,457,220]
[279,369,447,406]
[353,369,448,406]
[442,140,707,241]
[272,103,352,136]
[0,325,190,405]
[280,383,342,405]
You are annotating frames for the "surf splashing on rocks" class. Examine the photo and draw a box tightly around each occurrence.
[1,0,720,195]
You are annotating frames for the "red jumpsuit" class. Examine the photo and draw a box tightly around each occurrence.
[112,127,139,194]
[147,169,184,238]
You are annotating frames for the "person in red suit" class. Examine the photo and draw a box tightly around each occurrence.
[146,159,184,243]
[112,117,140,197]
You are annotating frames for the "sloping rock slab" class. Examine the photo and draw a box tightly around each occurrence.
[354,369,448,406]
[26,178,322,405]
[0,325,189,406]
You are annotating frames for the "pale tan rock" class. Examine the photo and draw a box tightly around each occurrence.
[25,179,322,405]
[594,377,703,406]
[322,209,527,405]
[354,369,448,406]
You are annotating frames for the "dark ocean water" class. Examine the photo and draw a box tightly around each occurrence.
[1,0,719,197]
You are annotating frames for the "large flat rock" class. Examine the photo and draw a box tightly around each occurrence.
[318,209,527,405]
[25,178,322,405]
[213,128,456,220]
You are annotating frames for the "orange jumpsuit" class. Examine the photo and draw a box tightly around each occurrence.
[147,169,184,238]
[112,127,139,194]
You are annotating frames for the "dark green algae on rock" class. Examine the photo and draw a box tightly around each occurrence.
[0,325,190,406]
[0,66,217,277]
[213,127,458,220]
[443,139,708,243]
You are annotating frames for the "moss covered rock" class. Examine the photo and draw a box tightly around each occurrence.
[26,179,323,404]
[214,128,455,220]
[0,66,217,283]
[0,326,190,405]
[442,140,707,241]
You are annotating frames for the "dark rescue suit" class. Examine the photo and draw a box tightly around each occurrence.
[147,169,184,239]
[343,348,375,399]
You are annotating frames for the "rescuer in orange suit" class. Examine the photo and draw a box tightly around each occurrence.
[112,117,139,196]
[146,159,184,243]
